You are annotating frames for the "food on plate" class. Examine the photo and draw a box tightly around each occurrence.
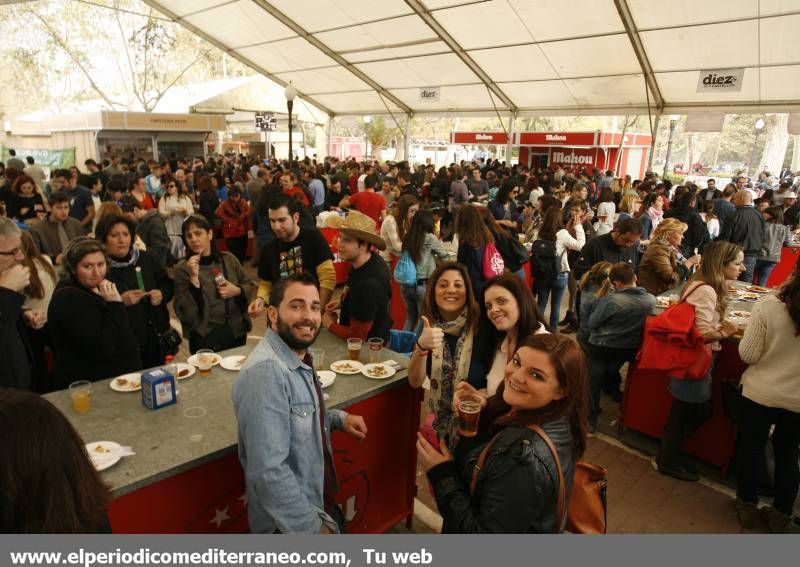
[366,365,388,377]
[94,445,109,453]
[178,368,191,378]
[116,378,128,387]
[746,285,769,293]
[333,362,358,373]
[730,310,751,319]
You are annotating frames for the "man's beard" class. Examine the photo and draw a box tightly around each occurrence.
[275,314,320,350]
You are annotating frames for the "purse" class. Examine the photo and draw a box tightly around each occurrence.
[482,242,505,278]
[470,424,608,534]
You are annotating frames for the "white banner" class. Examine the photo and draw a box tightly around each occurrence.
[788,113,800,135]
[696,68,745,93]
[418,87,441,102]
[685,112,726,132]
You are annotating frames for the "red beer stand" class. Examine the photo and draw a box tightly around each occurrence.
[618,340,746,475]
[107,383,422,533]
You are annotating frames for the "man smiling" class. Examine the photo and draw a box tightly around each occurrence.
[232,273,367,534]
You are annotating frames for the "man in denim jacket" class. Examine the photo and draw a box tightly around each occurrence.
[233,273,368,533]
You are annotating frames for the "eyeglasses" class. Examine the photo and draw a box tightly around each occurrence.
[0,247,22,257]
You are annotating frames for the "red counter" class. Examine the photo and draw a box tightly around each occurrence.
[107,384,421,534]
[619,340,746,475]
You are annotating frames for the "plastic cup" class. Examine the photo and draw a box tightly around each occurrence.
[457,395,482,438]
[368,338,384,363]
[69,381,92,414]
[196,349,215,376]
[347,338,363,362]
[310,348,325,371]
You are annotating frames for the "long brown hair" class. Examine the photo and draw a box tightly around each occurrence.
[538,206,564,242]
[420,261,480,333]
[394,194,418,241]
[19,231,57,300]
[484,334,589,458]
[691,240,740,315]
[0,390,111,532]
[455,205,493,248]
[779,267,800,335]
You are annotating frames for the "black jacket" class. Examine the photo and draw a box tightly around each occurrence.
[48,281,142,390]
[427,418,575,533]
[574,232,641,280]
[718,206,766,254]
[105,250,175,368]
[784,203,800,228]
[137,211,173,268]
[0,288,32,390]
[664,205,710,258]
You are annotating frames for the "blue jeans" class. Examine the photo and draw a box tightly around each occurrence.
[536,272,568,331]
[739,253,757,283]
[401,283,426,331]
[752,260,777,287]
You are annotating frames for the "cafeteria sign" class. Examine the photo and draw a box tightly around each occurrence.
[697,68,745,93]
[1,146,75,169]
[418,87,441,102]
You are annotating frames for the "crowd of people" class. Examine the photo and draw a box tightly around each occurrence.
[1,149,799,534]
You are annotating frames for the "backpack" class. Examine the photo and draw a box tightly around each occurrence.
[635,283,712,380]
[393,251,418,285]
[530,239,561,283]
[482,243,505,279]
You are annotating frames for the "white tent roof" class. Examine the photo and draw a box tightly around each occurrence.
[143,0,800,117]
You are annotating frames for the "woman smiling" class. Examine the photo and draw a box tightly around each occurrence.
[417,333,589,533]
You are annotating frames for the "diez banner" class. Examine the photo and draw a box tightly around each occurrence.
[418,87,441,102]
[696,68,745,93]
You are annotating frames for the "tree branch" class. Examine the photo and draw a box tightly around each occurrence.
[113,1,143,109]
[143,48,213,111]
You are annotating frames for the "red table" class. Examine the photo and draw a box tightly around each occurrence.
[766,245,799,288]
[619,339,746,475]
[107,383,422,533]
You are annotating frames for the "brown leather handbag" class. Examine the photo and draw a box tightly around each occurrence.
[470,424,608,534]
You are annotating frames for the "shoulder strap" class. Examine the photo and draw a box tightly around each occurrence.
[678,282,711,304]
[527,424,566,534]
[469,424,567,534]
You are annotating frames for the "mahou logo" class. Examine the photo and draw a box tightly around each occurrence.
[552,151,593,165]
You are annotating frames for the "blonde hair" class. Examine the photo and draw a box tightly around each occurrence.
[619,194,641,214]
[579,261,612,293]
[691,240,741,315]
[733,190,752,207]
[651,218,688,246]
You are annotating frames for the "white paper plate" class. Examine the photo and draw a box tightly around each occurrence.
[220,355,247,371]
[187,353,222,368]
[361,363,396,380]
[109,373,142,392]
[330,360,363,374]
[317,370,336,389]
[85,441,122,472]
[174,362,195,380]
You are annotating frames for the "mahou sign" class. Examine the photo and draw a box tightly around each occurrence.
[551,150,594,165]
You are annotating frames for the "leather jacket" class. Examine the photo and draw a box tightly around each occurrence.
[427,417,575,533]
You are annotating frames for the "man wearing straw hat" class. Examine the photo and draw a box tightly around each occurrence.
[322,210,392,343]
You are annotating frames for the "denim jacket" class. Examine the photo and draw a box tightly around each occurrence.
[587,286,656,349]
[232,329,347,533]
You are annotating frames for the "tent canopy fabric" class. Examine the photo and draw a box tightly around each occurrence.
[143,0,800,117]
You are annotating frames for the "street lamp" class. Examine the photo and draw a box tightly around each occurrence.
[663,114,680,178]
[363,115,372,161]
[747,117,766,178]
[284,82,296,164]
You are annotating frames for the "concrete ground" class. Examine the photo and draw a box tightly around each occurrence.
[171,259,798,534]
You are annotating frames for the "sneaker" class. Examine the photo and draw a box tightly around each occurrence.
[657,462,700,482]
[735,498,760,530]
[760,506,791,533]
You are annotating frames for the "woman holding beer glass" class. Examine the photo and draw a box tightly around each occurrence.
[47,238,142,390]
[416,333,589,533]
[407,262,482,450]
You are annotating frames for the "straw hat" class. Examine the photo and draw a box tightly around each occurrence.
[339,210,386,250]
[321,212,344,229]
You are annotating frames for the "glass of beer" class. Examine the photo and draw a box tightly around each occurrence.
[310,348,325,371]
[367,338,384,363]
[69,380,92,414]
[457,394,483,438]
[196,349,216,376]
[347,338,363,362]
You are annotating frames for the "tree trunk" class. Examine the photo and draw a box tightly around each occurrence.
[792,134,800,171]
[757,114,789,175]
[683,133,693,172]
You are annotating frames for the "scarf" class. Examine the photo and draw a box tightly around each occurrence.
[427,308,474,450]
[647,206,664,231]
[108,247,140,269]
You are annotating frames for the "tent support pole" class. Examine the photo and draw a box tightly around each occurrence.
[506,112,515,164]
[403,114,412,163]
[647,113,661,172]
